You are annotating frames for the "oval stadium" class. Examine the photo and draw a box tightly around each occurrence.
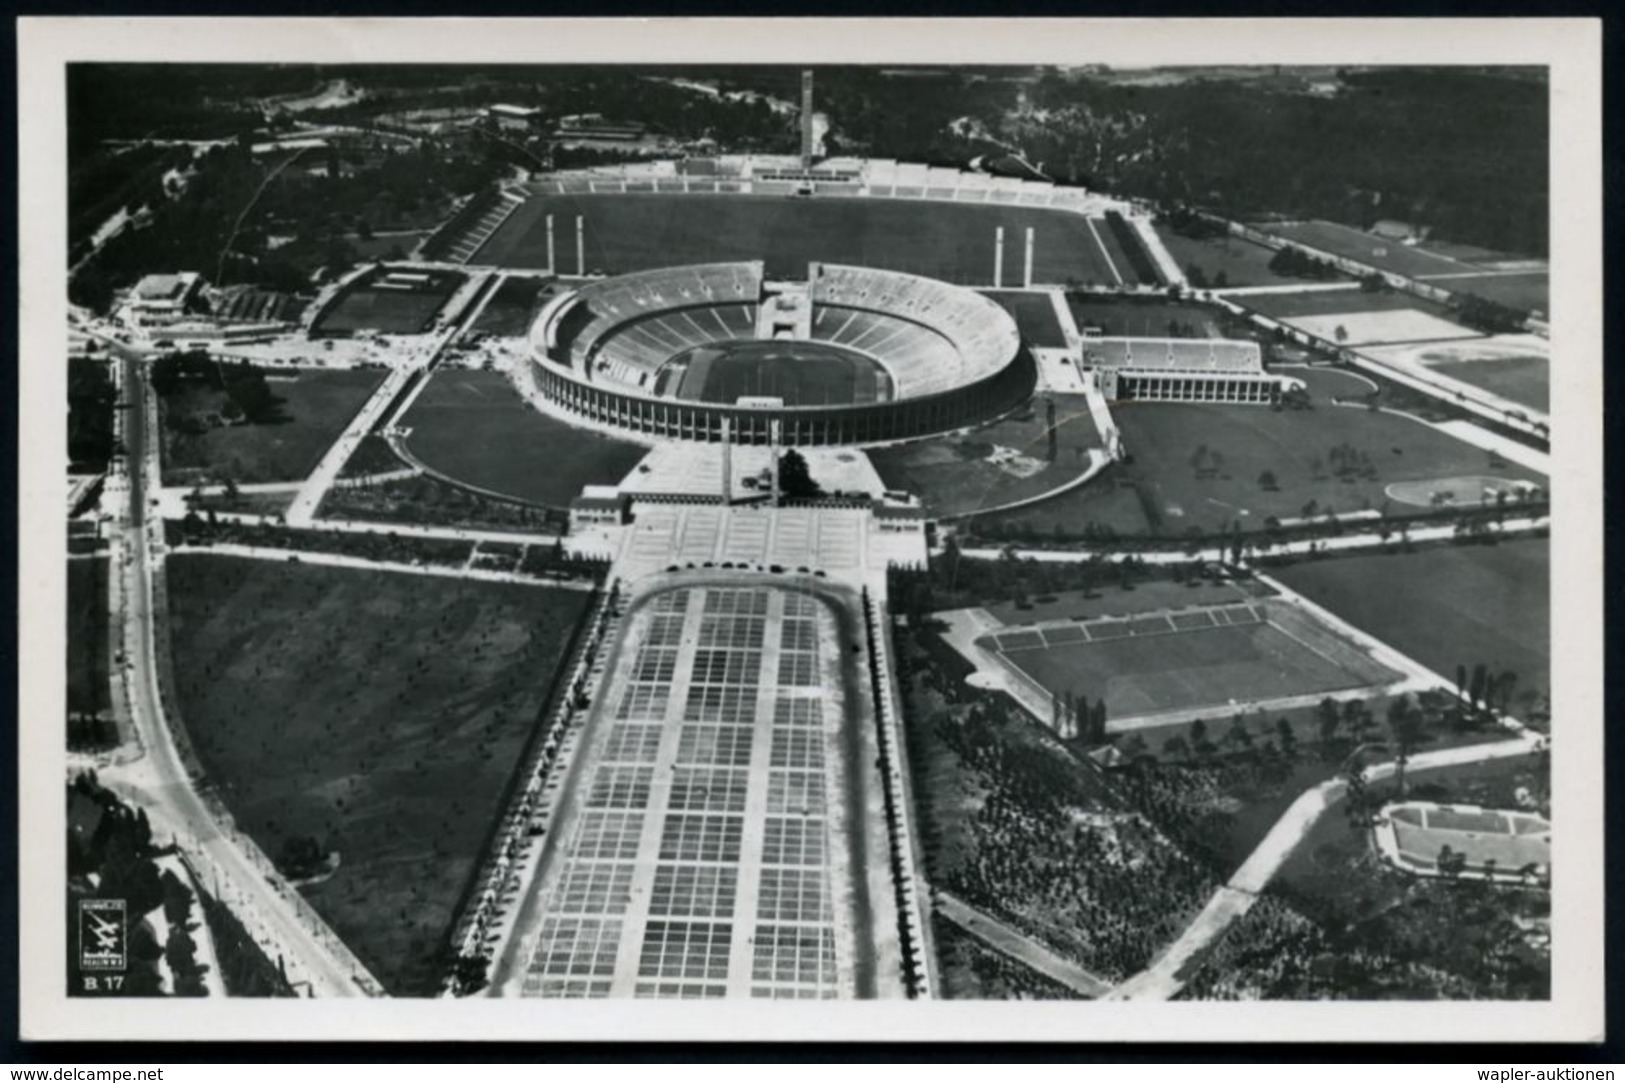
[525,260,1035,446]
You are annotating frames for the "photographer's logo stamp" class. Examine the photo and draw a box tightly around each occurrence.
[78,898,126,972]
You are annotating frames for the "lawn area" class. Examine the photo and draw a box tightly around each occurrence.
[1270,539,1550,716]
[1066,295,1229,338]
[477,193,1120,286]
[868,393,1103,518]
[980,290,1069,348]
[470,275,562,338]
[67,556,111,719]
[310,267,467,336]
[1271,365,1380,400]
[1258,220,1480,280]
[161,368,385,486]
[1422,272,1549,316]
[400,369,648,507]
[988,398,1543,538]
[1429,356,1549,412]
[1239,287,1460,322]
[1154,229,1347,288]
[165,554,593,995]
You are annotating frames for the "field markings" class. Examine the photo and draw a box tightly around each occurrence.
[1084,218,1125,286]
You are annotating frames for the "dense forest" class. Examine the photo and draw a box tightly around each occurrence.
[815,66,1548,257]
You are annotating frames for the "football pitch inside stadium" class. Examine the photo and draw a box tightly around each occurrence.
[661,340,893,406]
[988,602,1396,719]
[472,193,1121,285]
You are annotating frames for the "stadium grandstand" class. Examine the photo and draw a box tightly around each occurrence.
[1078,337,1300,404]
[516,156,1124,215]
[526,260,1033,446]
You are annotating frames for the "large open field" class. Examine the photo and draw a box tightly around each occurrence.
[165,554,593,995]
[1418,272,1549,316]
[1066,295,1229,339]
[469,275,563,338]
[1271,539,1549,714]
[981,291,1068,348]
[473,193,1121,286]
[161,368,385,486]
[868,392,1103,517]
[1257,220,1485,281]
[1240,287,1462,322]
[1429,357,1549,413]
[310,267,467,336]
[399,369,648,507]
[1153,229,1347,288]
[988,398,1543,538]
[67,556,111,719]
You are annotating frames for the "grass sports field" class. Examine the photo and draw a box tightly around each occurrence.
[161,368,385,486]
[1066,295,1228,338]
[989,398,1543,537]
[400,369,647,507]
[67,556,111,718]
[662,339,891,405]
[1256,220,1485,281]
[165,554,593,995]
[469,275,563,338]
[1271,538,1549,717]
[981,291,1069,348]
[310,267,467,336]
[1417,272,1549,316]
[472,193,1120,286]
[868,392,1103,517]
[1239,287,1462,322]
[1153,229,1347,288]
[990,602,1384,719]
[1428,357,1548,412]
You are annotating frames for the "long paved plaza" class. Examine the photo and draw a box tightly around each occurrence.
[509,582,888,998]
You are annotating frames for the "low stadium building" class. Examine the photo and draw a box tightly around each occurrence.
[526,260,1035,447]
[1079,336,1302,404]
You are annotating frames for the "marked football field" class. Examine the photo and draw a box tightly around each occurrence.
[986,601,1399,720]
[663,340,892,406]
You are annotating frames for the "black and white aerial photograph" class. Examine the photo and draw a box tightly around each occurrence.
[18,16,1603,1045]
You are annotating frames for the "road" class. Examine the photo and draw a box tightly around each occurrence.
[934,891,1111,998]
[107,345,378,997]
